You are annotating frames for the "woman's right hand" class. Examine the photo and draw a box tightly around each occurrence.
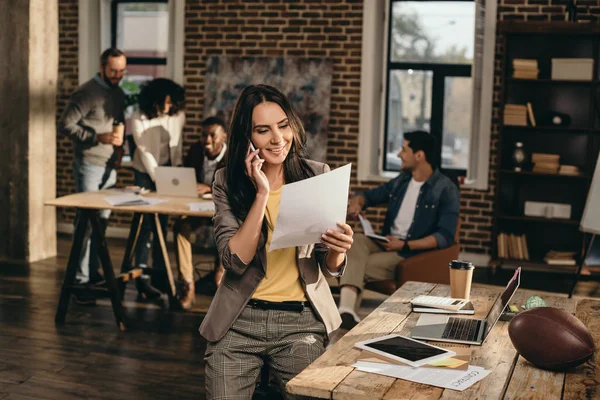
[245,147,269,195]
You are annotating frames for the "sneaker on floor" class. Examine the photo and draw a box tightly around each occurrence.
[340,312,359,331]
[72,292,96,306]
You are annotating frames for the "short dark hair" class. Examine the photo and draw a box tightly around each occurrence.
[403,130,437,167]
[138,78,185,119]
[201,116,226,130]
[100,48,126,67]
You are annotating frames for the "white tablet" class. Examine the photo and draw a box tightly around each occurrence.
[354,334,455,367]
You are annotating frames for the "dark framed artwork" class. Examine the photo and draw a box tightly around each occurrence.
[203,56,333,162]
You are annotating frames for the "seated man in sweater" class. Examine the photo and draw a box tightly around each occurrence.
[339,130,460,330]
[173,117,227,309]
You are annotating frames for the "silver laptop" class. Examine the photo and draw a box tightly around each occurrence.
[410,267,521,345]
[155,167,197,197]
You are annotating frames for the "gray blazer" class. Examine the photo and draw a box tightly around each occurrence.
[199,160,346,343]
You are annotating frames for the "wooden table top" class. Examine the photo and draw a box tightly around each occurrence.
[287,281,600,399]
[45,189,215,217]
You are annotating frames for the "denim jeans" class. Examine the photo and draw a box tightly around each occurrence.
[72,158,117,284]
[133,169,168,272]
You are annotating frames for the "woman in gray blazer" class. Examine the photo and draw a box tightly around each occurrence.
[201,84,354,399]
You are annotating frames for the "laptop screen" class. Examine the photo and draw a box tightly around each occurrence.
[483,267,521,338]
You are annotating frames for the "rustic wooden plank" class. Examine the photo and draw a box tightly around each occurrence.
[437,291,527,400]
[287,281,437,399]
[377,284,500,400]
[503,295,577,400]
[564,299,600,400]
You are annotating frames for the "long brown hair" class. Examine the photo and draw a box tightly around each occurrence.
[225,84,315,223]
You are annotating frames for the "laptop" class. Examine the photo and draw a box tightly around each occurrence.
[410,267,521,345]
[155,166,198,197]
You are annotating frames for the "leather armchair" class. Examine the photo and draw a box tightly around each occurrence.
[364,220,461,296]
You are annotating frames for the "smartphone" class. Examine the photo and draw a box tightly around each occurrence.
[249,141,261,160]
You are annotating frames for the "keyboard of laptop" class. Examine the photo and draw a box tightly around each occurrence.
[441,317,481,341]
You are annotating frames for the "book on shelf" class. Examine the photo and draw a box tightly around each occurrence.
[533,163,560,174]
[531,152,560,173]
[531,153,560,163]
[497,232,529,260]
[512,58,539,79]
[526,102,536,127]
[503,104,528,126]
[544,250,577,265]
[559,165,580,175]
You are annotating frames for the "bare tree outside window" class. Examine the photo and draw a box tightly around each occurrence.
[384,1,474,173]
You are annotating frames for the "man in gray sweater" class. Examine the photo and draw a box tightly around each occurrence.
[58,48,126,304]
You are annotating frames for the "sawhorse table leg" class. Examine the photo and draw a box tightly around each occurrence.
[55,210,89,324]
[152,213,178,308]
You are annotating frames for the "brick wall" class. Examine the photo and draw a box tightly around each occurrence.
[56,0,600,254]
[56,0,78,225]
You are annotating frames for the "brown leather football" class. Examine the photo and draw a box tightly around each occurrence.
[508,307,595,371]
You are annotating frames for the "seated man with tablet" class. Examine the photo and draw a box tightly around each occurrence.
[410,268,521,345]
[355,334,455,367]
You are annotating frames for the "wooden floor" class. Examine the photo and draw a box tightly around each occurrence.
[0,236,208,400]
[1,235,599,400]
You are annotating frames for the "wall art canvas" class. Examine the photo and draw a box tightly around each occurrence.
[204,56,333,162]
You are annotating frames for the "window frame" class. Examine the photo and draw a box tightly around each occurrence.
[110,0,169,68]
[358,0,496,190]
[382,0,474,177]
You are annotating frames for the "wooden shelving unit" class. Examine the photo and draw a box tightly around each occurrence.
[493,21,600,269]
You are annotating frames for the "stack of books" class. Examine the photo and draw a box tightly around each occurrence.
[497,233,529,260]
[532,153,560,173]
[512,58,539,79]
[504,104,528,126]
[559,165,580,176]
[544,250,577,266]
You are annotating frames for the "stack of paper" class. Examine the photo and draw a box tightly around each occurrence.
[188,202,215,212]
[354,346,490,392]
[104,194,166,207]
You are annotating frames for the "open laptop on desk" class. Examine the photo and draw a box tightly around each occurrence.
[410,267,521,345]
[155,167,198,197]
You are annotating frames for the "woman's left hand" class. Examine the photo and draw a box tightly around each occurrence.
[321,222,354,255]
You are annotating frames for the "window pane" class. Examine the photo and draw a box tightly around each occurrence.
[442,76,472,170]
[385,69,433,171]
[390,1,475,64]
[117,2,169,59]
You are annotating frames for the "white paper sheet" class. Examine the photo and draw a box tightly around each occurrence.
[358,214,390,242]
[104,194,166,207]
[353,361,490,392]
[188,202,215,212]
[269,163,351,251]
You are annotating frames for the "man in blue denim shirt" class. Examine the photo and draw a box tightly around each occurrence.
[338,131,460,330]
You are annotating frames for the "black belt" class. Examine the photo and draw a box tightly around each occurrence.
[247,299,311,312]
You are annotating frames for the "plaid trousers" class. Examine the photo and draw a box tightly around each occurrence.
[205,304,326,400]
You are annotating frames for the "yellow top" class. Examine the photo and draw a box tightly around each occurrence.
[251,185,307,302]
